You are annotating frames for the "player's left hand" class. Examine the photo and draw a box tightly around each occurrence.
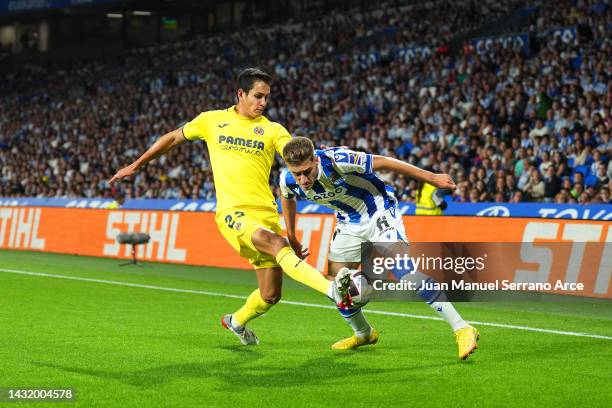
[288,236,310,259]
[430,173,456,190]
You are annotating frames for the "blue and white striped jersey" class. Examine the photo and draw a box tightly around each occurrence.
[280,148,397,224]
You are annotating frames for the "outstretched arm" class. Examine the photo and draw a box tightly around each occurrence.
[109,128,187,185]
[372,155,456,189]
[281,195,309,259]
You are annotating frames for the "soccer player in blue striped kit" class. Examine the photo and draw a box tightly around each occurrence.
[280,137,480,359]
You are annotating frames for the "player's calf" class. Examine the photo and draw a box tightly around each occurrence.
[259,286,281,305]
[332,268,377,349]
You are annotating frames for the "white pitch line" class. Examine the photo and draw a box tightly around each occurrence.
[1,267,611,341]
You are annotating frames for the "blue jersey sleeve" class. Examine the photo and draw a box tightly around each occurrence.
[328,148,373,175]
[279,169,296,199]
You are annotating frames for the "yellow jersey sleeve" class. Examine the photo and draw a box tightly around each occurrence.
[182,111,212,141]
[273,123,292,157]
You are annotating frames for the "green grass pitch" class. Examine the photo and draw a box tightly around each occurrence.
[1,249,611,407]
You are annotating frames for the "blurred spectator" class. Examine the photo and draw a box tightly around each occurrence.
[543,166,561,201]
[0,0,609,206]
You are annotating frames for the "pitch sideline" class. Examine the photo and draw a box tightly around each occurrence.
[1,267,611,341]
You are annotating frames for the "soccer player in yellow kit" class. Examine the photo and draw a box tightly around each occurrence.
[109,68,347,345]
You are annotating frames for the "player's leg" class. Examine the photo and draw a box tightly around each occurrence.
[217,208,344,303]
[216,209,282,345]
[250,227,345,302]
[223,266,283,345]
[396,266,479,359]
[256,265,283,304]
[382,212,479,359]
[326,224,378,350]
[232,266,282,326]
[396,267,479,359]
[328,260,379,350]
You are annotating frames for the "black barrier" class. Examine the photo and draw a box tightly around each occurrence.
[116,232,151,266]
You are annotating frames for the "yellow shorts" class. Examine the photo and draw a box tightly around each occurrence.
[215,207,282,270]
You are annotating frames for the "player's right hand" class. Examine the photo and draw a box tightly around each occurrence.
[430,173,456,190]
[108,164,138,185]
[288,236,309,259]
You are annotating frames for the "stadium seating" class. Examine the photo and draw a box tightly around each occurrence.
[0,0,610,204]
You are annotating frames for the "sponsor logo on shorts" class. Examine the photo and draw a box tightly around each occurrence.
[234,222,242,231]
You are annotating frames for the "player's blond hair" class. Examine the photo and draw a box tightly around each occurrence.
[283,137,315,165]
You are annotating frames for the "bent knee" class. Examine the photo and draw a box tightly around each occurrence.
[269,234,289,252]
[261,292,282,305]
[252,228,289,255]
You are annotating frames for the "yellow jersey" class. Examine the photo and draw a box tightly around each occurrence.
[182,106,291,214]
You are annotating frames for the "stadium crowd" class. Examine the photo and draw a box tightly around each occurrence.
[0,0,610,204]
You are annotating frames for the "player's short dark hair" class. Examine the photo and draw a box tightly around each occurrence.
[236,68,272,94]
[283,137,315,165]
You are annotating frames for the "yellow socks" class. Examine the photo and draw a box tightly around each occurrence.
[233,247,332,327]
[232,289,273,327]
[275,246,330,295]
